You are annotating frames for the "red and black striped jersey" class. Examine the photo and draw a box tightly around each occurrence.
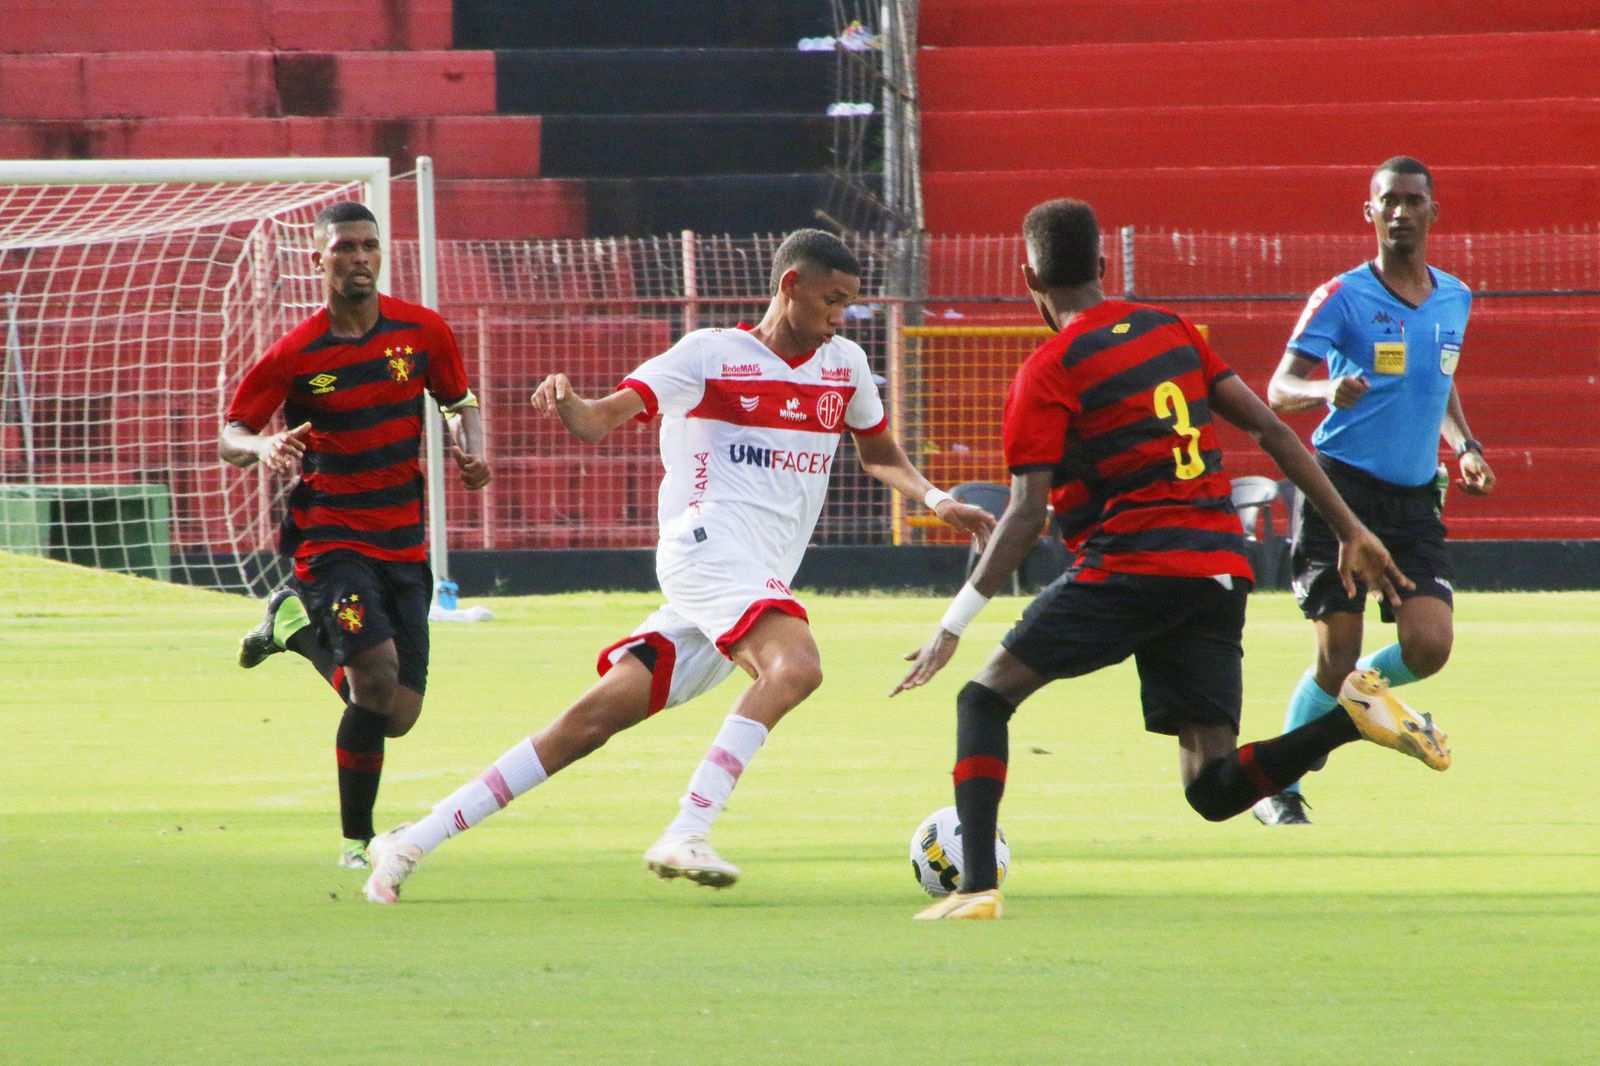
[1003,299,1252,582]
[225,294,471,569]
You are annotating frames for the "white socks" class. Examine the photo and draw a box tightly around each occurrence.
[665,714,769,838]
[405,738,549,856]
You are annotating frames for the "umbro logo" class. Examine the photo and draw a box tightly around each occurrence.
[309,373,337,395]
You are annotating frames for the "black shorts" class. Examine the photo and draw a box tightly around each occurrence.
[293,550,432,694]
[1291,454,1453,624]
[1001,570,1251,736]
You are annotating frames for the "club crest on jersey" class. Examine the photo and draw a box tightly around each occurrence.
[815,390,844,430]
[334,594,365,634]
[780,397,808,422]
[384,346,415,383]
[309,373,338,395]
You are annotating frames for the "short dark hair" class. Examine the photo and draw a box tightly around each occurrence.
[769,228,860,295]
[1373,155,1433,193]
[1023,198,1101,288]
[314,201,379,240]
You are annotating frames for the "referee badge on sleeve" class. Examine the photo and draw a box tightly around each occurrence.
[1440,343,1461,374]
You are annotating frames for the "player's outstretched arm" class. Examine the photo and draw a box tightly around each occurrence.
[219,419,311,475]
[890,470,1048,697]
[1211,375,1411,605]
[530,373,645,444]
[852,431,996,542]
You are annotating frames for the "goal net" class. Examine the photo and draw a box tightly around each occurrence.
[0,158,390,603]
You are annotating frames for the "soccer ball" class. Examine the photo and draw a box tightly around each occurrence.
[909,805,1009,898]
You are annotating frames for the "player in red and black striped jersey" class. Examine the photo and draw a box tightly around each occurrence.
[220,201,490,868]
[896,199,1452,921]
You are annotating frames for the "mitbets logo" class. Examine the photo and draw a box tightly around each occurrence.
[722,363,762,378]
[780,397,808,422]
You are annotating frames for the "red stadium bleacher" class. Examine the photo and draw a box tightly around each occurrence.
[922,99,1600,173]
[392,178,587,241]
[0,0,450,52]
[0,52,279,120]
[920,0,1600,46]
[919,32,1600,113]
[0,116,541,177]
[277,51,497,118]
[924,166,1600,234]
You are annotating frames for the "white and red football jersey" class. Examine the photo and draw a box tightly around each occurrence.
[620,325,887,580]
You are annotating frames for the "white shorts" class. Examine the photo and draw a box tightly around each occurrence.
[595,550,809,714]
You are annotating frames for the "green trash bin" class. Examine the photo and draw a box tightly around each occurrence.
[0,483,172,581]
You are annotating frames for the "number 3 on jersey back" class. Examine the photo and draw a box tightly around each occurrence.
[1153,381,1205,480]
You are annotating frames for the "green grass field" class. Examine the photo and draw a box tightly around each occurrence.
[3,553,1598,1064]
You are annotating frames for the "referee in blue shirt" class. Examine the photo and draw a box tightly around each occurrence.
[1254,157,1496,825]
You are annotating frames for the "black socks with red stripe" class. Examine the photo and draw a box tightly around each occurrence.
[286,629,352,702]
[335,702,387,842]
[952,681,1016,893]
[1186,709,1361,821]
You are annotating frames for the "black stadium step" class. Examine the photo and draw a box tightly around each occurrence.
[455,0,834,49]
[585,173,880,237]
[541,113,850,178]
[495,49,837,116]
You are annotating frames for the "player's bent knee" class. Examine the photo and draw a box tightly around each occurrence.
[764,659,823,702]
[1404,640,1451,678]
[956,681,1016,722]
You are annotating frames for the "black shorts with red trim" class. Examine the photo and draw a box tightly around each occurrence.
[1001,570,1250,736]
[294,549,432,694]
[1291,453,1453,624]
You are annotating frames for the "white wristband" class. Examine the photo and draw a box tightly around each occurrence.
[939,583,990,636]
[924,487,954,511]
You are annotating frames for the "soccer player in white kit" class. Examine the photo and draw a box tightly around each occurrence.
[364,230,994,902]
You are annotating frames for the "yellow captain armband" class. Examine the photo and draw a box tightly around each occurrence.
[440,390,480,414]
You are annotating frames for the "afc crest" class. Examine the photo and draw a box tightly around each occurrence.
[815,391,844,430]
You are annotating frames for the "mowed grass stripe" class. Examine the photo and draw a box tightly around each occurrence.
[2,558,1597,1063]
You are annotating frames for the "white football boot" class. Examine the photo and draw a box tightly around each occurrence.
[643,833,740,888]
[362,824,422,904]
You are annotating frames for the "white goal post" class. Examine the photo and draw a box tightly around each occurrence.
[0,156,449,602]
